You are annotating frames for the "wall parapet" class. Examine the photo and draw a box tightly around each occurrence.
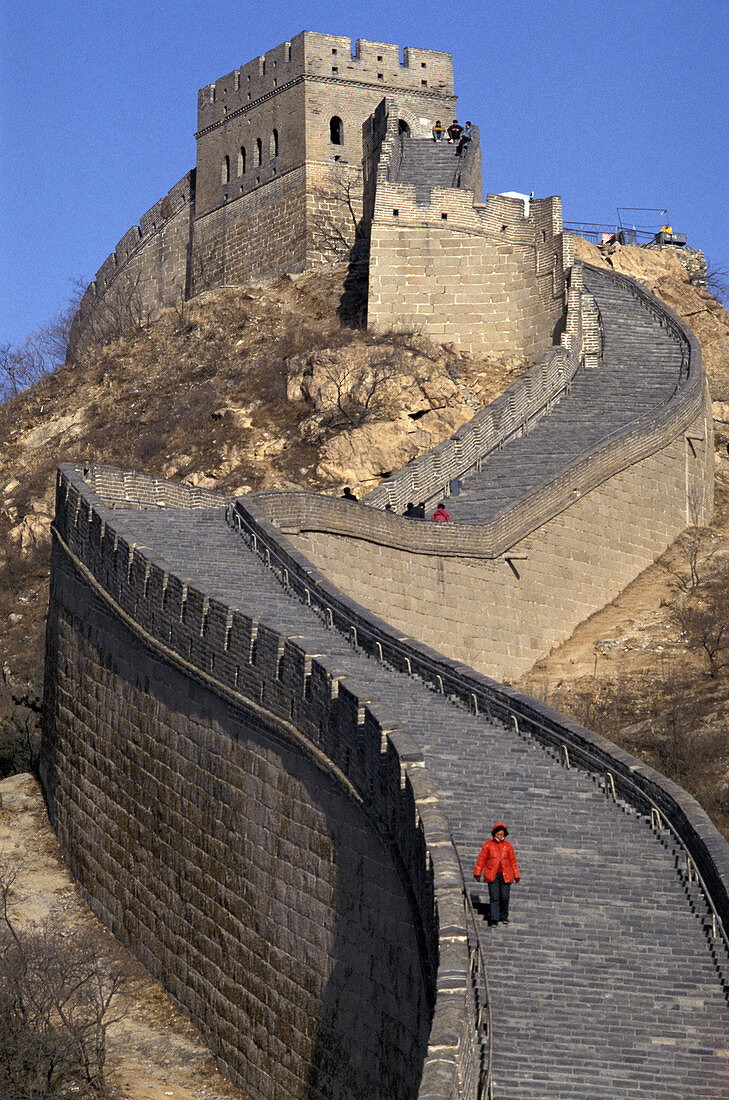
[69,172,195,353]
[45,463,489,1099]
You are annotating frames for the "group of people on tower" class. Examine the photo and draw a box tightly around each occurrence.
[432,118,474,155]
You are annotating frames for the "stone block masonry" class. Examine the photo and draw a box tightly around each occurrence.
[365,103,566,361]
[70,173,194,354]
[282,418,707,681]
[42,465,486,1099]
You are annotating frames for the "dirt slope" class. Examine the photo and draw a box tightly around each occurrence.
[0,772,246,1099]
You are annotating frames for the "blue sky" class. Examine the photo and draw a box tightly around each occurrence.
[2,0,727,347]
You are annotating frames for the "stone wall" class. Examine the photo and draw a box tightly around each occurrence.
[195,33,455,219]
[192,165,309,289]
[42,465,481,1100]
[70,173,194,354]
[272,412,709,681]
[366,108,565,360]
[250,261,712,682]
[70,33,460,345]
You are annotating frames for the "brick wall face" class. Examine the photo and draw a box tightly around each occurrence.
[368,180,565,360]
[193,31,456,275]
[288,414,709,682]
[43,546,431,1099]
[193,167,308,287]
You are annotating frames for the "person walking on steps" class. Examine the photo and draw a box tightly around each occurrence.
[474,822,520,926]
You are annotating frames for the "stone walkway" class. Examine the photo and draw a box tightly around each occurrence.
[112,504,729,1099]
[448,266,685,525]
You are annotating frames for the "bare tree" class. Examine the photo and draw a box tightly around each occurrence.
[309,169,367,263]
[705,260,729,307]
[84,268,151,346]
[0,286,83,400]
[676,584,729,678]
[314,352,406,429]
[190,238,224,294]
[0,860,133,1097]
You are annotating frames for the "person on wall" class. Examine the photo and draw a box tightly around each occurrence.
[431,502,451,521]
[474,822,521,926]
[456,120,475,156]
[447,119,462,143]
[432,119,446,141]
[341,486,358,501]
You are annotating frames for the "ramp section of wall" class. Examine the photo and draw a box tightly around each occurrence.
[248,415,705,681]
[70,173,194,354]
[42,465,484,1100]
[252,263,712,680]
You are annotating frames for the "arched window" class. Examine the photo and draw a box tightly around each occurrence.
[329,116,343,145]
[398,119,410,136]
[222,155,230,184]
[238,146,246,175]
[255,138,262,166]
[271,128,279,157]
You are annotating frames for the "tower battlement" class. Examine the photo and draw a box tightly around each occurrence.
[197,31,454,134]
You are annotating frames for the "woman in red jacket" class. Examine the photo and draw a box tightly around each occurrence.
[474,822,520,926]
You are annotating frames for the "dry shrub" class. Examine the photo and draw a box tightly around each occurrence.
[0,863,135,1098]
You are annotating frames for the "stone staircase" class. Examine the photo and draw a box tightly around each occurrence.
[111,503,729,1098]
[448,265,686,525]
[394,135,462,195]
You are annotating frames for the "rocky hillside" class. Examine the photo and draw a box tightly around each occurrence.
[0,264,529,695]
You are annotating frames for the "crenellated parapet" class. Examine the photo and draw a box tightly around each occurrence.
[43,463,488,1099]
[70,172,195,354]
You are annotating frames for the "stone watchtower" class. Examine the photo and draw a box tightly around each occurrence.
[192,31,456,287]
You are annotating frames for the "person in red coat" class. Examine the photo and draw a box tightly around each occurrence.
[474,822,520,926]
[431,503,451,522]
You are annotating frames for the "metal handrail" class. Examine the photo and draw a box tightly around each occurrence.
[227,503,495,1095]
[451,837,494,1099]
[227,501,729,965]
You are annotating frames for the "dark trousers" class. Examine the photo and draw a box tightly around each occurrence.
[488,873,511,923]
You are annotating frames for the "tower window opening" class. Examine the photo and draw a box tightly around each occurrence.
[330,116,343,145]
[238,146,246,175]
[398,120,410,135]
[256,138,262,166]
[222,155,230,184]
[271,128,279,157]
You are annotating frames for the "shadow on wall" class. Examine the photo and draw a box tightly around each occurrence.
[337,236,370,328]
[43,551,430,1099]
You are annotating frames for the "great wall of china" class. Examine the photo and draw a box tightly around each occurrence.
[44,33,729,1100]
